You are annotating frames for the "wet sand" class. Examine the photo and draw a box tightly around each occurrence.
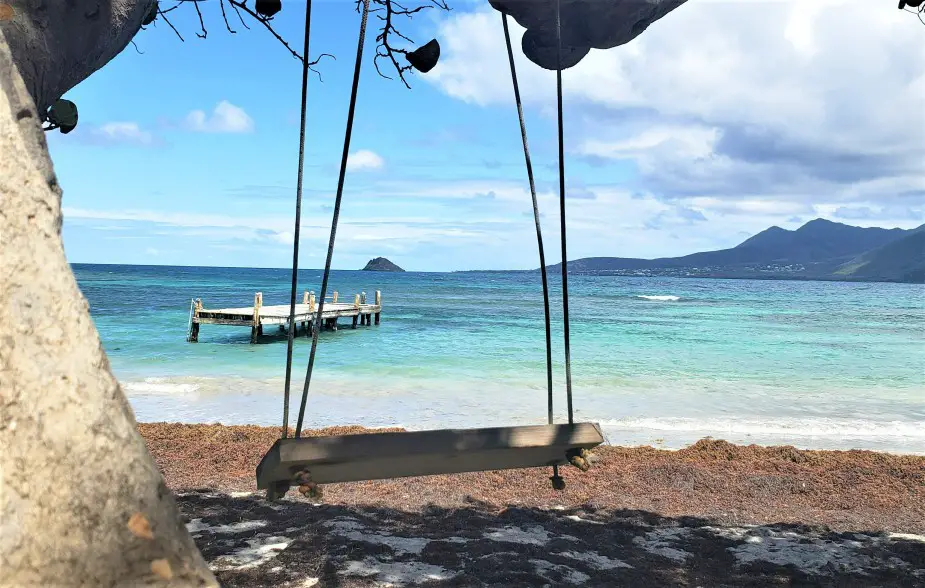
[140,422,925,587]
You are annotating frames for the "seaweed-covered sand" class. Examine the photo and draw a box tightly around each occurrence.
[140,423,925,587]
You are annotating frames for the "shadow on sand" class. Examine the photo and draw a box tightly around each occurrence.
[176,490,925,588]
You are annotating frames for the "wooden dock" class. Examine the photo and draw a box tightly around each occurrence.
[187,290,381,343]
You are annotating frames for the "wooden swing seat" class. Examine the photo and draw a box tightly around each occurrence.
[256,422,604,493]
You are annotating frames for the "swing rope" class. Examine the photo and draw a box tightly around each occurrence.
[501,12,563,482]
[281,0,315,440]
[555,0,575,425]
[281,0,574,446]
[501,13,555,428]
[294,0,372,438]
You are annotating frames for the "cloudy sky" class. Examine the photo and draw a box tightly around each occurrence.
[49,0,924,271]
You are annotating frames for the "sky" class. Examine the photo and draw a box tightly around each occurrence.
[49,0,925,272]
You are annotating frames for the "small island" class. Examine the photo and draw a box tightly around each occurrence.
[361,257,405,272]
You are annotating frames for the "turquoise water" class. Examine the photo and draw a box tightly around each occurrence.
[73,264,925,454]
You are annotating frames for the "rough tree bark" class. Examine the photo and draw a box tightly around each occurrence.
[0,7,218,588]
[0,0,156,115]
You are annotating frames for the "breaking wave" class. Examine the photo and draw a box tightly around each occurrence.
[600,416,925,440]
[124,377,201,395]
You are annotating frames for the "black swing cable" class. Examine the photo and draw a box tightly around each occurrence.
[281,0,315,440]
[295,0,372,437]
[555,0,575,424]
[501,13,555,428]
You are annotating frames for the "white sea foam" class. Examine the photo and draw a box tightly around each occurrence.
[601,417,925,440]
[636,295,681,301]
[124,377,201,395]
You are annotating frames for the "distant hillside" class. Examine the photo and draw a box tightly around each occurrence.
[361,257,405,272]
[835,226,925,283]
[543,219,923,284]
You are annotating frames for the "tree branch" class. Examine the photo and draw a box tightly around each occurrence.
[218,0,236,34]
[308,53,336,82]
[192,0,207,38]
[358,0,450,89]
[230,1,251,30]
[226,0,303,62]
[147,0,449,87]
[156,9,185,42]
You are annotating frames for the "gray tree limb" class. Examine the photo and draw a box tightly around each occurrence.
[0,0,156,115]
[0,24,218,587]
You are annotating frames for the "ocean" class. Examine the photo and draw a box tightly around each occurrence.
[72,264,925,454]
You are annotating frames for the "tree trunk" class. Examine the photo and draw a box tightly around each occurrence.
[0,27,218,587]
[0,0,155,115]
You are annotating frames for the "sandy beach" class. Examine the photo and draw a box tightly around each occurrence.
[141,422,925,587]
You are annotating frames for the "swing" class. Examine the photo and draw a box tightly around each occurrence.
[255,0,639,501]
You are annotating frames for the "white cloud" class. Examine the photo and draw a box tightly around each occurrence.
[346,150,385,171]
[94,122,154,145]
[426,2,925,213]
[186,100,254,133]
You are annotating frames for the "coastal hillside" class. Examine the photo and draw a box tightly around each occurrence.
[361,257,405,272]
[836,225,925,283]
[544,219,924,283]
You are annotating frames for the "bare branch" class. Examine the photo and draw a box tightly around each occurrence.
[192,0,207,38]
[227,0,303,62]
[131,40,145,54]
[359,0,450,88]
[158,2,183,15]
[157,9,185,42]
[219,0,236,34]
[230,1,251,29]
[147,0,449,87]
[308,53,336,82]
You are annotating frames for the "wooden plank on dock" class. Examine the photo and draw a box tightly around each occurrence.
[189,290,383,342]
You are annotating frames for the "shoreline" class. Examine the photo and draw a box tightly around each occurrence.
[121,375,925,456]
[140,422,925,534]
[143,422,925,587]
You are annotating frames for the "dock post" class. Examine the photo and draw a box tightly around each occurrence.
[375,290,381,325]
[333,291,339,303]
[298,292,309,336]
[352,294,360,329]
[251,292,263,344]
[308,291,316,337]
[189,298,202,342]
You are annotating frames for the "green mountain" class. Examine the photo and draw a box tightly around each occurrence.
[361,257,405,272]
[835,226,925,283]
[543,219,924,283]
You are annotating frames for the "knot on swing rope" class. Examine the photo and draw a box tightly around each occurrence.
[490,0,688,71]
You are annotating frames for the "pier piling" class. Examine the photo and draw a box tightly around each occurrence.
[188,289,381,343]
